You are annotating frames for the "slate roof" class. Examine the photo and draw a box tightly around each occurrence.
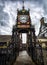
[0,35,11,42]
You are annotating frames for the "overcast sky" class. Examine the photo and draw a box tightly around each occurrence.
[0,0,47,36]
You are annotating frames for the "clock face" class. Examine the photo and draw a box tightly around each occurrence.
[19,15,28,23]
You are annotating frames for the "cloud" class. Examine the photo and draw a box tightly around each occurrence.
[24,1,44,35]
[0,0,47,36]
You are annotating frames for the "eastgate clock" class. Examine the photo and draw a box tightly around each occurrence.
[19,15,28,23]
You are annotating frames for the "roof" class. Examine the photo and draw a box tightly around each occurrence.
[18,10,29,15]
[0,35,11,42]
[17,7,29,15]
[38,36,47,39]
[44,23,47,27]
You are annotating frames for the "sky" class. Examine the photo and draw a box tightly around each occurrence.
[0,0,47,36]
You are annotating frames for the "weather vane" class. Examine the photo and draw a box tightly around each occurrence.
[22,0,24,9]
[23,1,24,5]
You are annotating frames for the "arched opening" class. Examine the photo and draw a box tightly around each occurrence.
[19,32,28,50]
[22,33,27,44]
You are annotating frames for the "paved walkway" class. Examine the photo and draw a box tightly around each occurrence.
[14,51,35,65]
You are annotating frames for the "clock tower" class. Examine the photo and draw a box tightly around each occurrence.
[12,1,37,61]
[16,5,31,28]
[12,1,36,49]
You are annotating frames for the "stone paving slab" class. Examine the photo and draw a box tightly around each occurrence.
[14,51,35,65]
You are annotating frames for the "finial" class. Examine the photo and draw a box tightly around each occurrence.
[22,0,24,9]
[23,1,24,6]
